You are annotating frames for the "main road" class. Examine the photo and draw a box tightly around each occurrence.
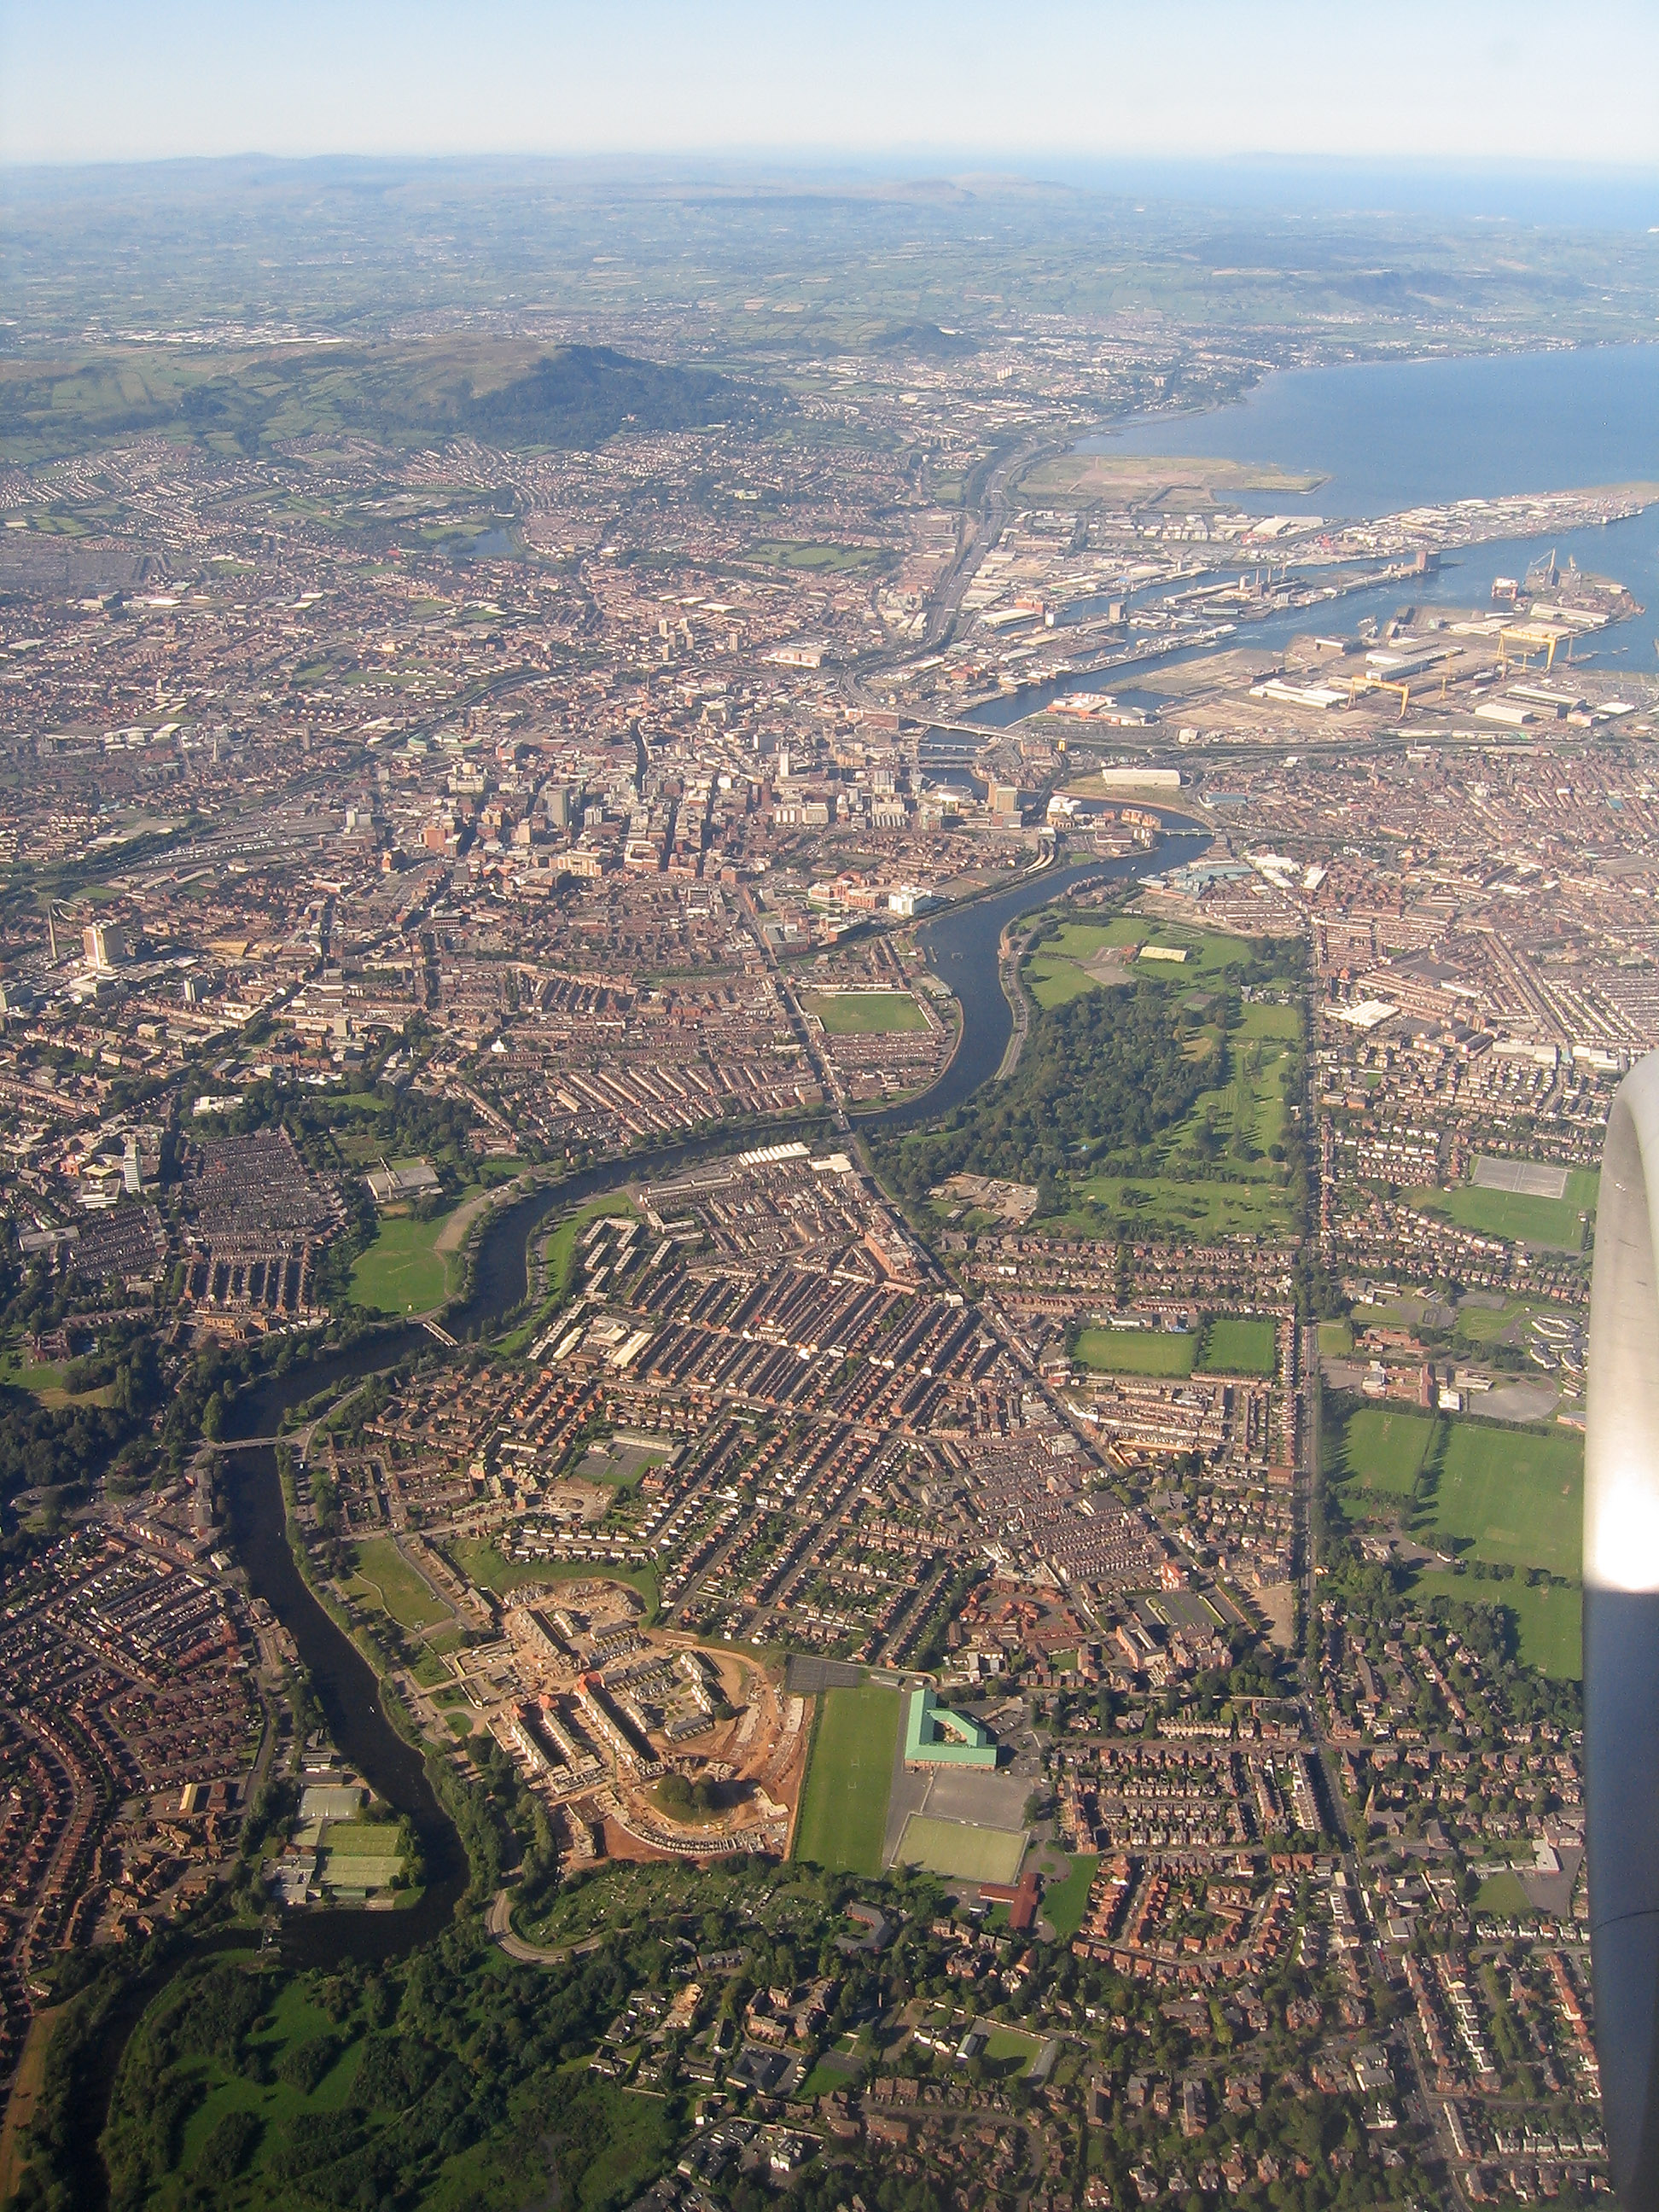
[923,434,1067,649]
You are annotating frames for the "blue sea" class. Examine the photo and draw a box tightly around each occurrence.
[1081,342,1659,521]
[969,343,1659,714]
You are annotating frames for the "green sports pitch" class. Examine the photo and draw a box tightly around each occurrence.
[793,1684,899,1876]
[1330,1406,1436,1495]
[1409,1167,1598,1253]
[801,991,928,1034]
[1429,1422,1582,1580]
[1200,1317,1277,1376]
[895,1814,1026,1883]
[1074,1328,1196,1377]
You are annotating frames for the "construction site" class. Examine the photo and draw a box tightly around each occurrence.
[453,1579,808,1866]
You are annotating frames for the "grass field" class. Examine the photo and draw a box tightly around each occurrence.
[895,1814,1026,1883]
[0,1348,112,1409]
[1430,1422,1583,1580]
[1010,905,1302,1245]
[1410,1568,1582,1680]
[172,1980,361,2176]
[1453,1300,1545,1348]
[498,1193,637,1353]
[1058,1172,1294,1242]
[1333,1406,1436,1495]
[1057,1026,1298,1242]
[1202,1317,1277,1375]
[1237,1001,1302,1041]
[1074,1327,1196,1377]
[515,1856,829,1949]
[1019,450,1323,509]
[794,1684,899,1877]
[0,2005,61,2206]
[164,1978,669,2212]
[348,1211,456,1314]
[344,1538,450,1632]
[1411,1169,1598,1253]
[981,2026,1044,2075]
[1039,1854,1098,1941]
[1318,1320,1355,1357]
[800,2052,863,2101]
[1475,1869,1535,1919]
[749,540,886,571]
[1024,915,1254,1011]
[542,1193,638,1296]
[803,990,928,1034]
[442,1536,659,1620]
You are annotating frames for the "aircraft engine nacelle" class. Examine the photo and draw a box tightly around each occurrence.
[1587,1051,1659,2209]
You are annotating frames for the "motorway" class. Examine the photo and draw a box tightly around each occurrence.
[923,434,1067,649]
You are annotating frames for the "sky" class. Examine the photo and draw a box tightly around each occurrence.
[2,0,1658,172]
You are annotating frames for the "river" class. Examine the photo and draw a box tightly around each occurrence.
[85,332,1656,2174]
[214,1116,870,1965]
[863,826,1208,1132]
[214,816,1206,1947]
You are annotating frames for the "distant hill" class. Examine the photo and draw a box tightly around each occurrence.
[0,341,767,466]
[870,321,976,359]
[459,346,742,447]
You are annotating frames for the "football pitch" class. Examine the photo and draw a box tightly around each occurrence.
[793,1684,899,1876]
[1074,1328,1195,1377]
[1429,1422,1582,1580]
[802,991,928,1034]
[895,1815,1027,1883]
[1334,1406,1435,1495]
[1410,1168,1598,1253]
[1202,1317,1277,1376]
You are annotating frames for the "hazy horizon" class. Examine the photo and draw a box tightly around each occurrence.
[3,149,1656,239]
[3,0,1658,172]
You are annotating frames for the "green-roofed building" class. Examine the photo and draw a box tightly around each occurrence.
[904,1685,998,1769]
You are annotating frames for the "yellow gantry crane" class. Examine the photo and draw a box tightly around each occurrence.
[1347,674,1412,718]
[1498,623,1563,675]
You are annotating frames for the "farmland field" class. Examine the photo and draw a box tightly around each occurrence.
[794,1684,899,1877]
[1074,1328,1196,1377]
